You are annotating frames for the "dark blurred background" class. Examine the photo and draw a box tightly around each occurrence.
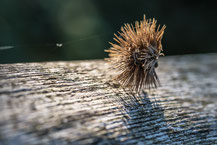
[0,0,217,63]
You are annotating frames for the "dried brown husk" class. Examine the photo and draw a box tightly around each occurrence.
[105,15,166,93]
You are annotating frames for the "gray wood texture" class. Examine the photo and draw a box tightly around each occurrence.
[0,53,217,145]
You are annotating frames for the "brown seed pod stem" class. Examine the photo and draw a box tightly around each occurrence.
[105,15,166,93]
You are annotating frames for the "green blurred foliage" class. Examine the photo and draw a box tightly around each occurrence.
[0,0,217,63]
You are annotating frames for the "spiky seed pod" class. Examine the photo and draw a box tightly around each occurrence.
[105,15,166,93]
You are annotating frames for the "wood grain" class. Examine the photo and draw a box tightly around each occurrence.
[0,53,217,144]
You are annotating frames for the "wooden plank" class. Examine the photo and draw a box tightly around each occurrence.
[0,53,217,144]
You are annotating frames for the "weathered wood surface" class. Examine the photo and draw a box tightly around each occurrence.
[0,53,217,145]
